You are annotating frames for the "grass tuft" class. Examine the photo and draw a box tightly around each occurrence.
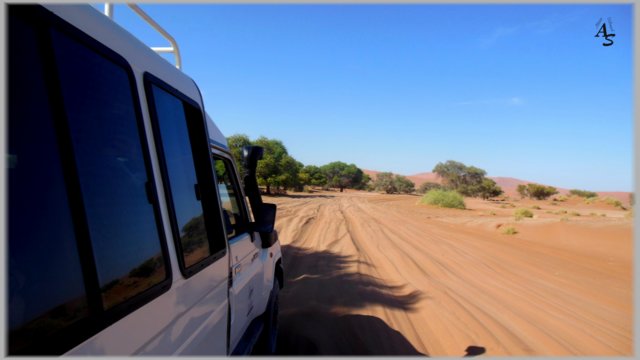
[420,189,466,209]
[514,208,534,221]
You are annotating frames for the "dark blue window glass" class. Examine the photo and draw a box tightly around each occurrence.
[52,29,166,309]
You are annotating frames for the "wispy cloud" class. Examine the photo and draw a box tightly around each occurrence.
[478,12,581,47]
[478,26,519,48]
[455,97,525,106]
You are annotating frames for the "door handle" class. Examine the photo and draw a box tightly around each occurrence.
[232,263,242,275]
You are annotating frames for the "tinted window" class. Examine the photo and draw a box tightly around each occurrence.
[214,157,248,238]
[8,12,89,354]
[51,29,167,309]
[8,6,170,355]
[150,85,213,268]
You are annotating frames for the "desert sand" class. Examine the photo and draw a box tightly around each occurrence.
[267,190,633,356]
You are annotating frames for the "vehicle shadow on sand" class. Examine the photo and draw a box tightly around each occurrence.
[275,245,426,356]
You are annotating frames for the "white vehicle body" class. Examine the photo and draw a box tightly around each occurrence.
[7,4,282,356]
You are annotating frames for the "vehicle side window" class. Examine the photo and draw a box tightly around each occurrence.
[8,11,90,355]
[146,79,227,274]
[213,157,249,238]
[51,28,168,309]
[8,6,170,354]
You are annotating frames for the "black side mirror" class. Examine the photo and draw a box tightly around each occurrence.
[250,202,278,248]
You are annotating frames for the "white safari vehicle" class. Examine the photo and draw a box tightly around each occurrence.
[7,4,283,355]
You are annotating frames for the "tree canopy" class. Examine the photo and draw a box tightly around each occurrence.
[432,160,502,199]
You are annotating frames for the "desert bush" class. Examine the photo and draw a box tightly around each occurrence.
[417,182,443,194]
[531,205,541,210]
[552,195,567,202]
[519,183,558,200]
[303,185,313,193]
[555,210,568,215]
[420,189,466,209]
[514,208,534,221]
[569,189,598,198]
[570,211,581,217]
[603,197,625,210]
[502,226,518,235]
[600,213,607,217]
[560,216,570,222]
[394,175,416,194]
[589,212,597,216]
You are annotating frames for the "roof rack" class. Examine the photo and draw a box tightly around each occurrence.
[103,3,182,70]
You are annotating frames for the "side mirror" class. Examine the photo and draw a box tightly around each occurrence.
[250,202,278,248]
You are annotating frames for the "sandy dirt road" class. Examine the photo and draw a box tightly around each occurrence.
[267,191,633,356]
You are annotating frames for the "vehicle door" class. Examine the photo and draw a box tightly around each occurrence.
[211,152,263,351]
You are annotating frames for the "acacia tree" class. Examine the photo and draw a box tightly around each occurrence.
[299,165,327,187]
[249,136,297,194]
[373,172,396,194]
[373,173,415,194]
[321,161,364,192]
[432,160,502,199]
[394,175,415,194]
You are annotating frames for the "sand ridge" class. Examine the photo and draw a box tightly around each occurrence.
[268,190,633,356]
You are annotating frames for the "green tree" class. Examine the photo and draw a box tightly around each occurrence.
[432,160,502,198]
[417,182,442,194]
[299,165,326,187]
[321,161,364,192]
[252,137,291,194]
[476,178,503,200]
[394,175,415,194]
[373,172,397,194]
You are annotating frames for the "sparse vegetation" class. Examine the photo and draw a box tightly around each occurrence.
[502,226,518,235]
[603,197,625,210]
[417,182,443,194]
[552,195,568,202]
[518,183,558,200]
[420,189,466,209]
[570,211,581,217]
[560,216,570,222]
[531,205,541,210]
[569,189,598,198]
[514,208,534,221]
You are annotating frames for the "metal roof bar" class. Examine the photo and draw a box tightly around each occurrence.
[103,3,182,70]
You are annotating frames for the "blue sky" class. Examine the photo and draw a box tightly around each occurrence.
[99,4,633,192]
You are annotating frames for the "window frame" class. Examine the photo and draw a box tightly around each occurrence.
[143,72,228,278]
[8,5,173,355]
[211,152,252,242]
